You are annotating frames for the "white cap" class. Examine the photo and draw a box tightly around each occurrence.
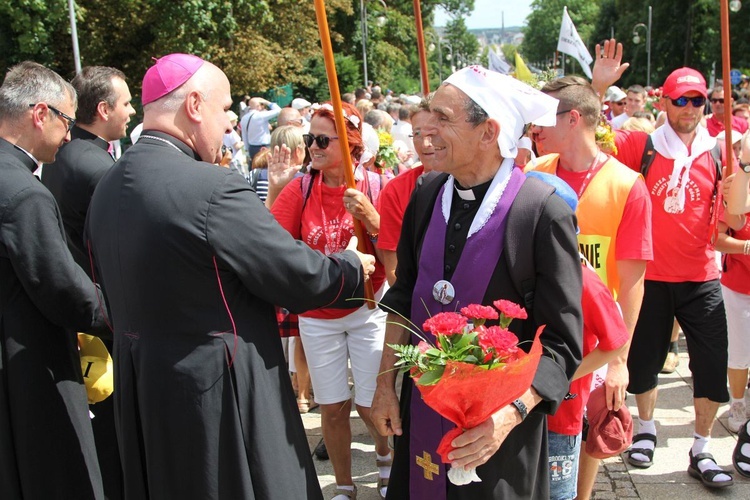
[445,66,559,159]
[605,86,627,103]
[404,95,422,105]
[292,98,312,110]
[226,110,238,122]
[717,129,743,145]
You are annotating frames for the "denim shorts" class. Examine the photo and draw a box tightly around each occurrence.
[548,431,581,500]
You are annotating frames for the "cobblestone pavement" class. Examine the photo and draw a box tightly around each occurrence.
[592,456,640,499]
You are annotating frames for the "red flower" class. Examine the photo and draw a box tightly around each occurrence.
[478,326,520,360]
[423,312,468,336]
[460,304,499,321]
[493,299,528,320]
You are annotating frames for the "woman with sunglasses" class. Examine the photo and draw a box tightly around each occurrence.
[271,102,390,500]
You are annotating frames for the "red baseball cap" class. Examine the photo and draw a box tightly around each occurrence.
[142,53,205,105]
[585,385,633,459]
[662,67,707,99]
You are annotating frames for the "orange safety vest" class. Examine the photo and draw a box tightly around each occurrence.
[527,154,640,299]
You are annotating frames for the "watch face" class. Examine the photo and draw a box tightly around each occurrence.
[744,163,750,174]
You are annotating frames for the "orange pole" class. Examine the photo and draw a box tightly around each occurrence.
[720,0,733,174]
[313,0,375,306]
[413,0,430,94]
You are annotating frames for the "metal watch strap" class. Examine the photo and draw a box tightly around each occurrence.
[511,398,528,421]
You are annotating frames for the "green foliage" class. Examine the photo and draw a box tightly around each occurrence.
[522,0,600,70]
[298,53,362,103]
[0,0,480,101]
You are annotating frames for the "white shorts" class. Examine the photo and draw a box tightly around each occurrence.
[722,284,750,369]
[299,300,387,407]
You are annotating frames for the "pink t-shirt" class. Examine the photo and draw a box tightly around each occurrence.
[271,174,386,319]
[548,266,629,435]
[615,130,720,282]
[377,165,424,252]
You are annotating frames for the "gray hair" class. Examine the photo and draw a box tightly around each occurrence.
[464,95,488,127]
[0,61,77,121]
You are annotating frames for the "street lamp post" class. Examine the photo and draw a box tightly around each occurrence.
[360,0,387,88]
[632,5,652,87]
[427,33,452,82]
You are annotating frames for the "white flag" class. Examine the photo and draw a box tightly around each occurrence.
[557,6,593,79]
[488,49,511,75]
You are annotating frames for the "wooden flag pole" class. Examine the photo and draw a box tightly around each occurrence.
[313,0,375,306]
[413,0,430,94]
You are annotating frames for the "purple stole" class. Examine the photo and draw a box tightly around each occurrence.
[408,166,525,498]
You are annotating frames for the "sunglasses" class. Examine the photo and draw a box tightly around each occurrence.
[303,133,339,150]
[710,98,724,104]
[613,101,626,106]
[29,103,76,132]
[670,96,706,108]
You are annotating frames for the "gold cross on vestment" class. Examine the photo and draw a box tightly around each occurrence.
[416,451,440,480]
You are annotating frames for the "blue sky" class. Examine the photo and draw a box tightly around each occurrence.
[433,0,533,29]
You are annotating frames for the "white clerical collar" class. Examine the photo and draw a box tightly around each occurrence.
[455,186,476,201]
[442,158,514,238]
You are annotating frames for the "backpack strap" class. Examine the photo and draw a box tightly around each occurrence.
[503,177,555,314]
[639,135,657,178]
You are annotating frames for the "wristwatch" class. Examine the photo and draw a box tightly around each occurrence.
[741,161,750,174]
[511,399,528,421]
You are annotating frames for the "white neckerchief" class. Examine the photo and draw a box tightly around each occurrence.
[441,157,514,238]
[650,122,715,212]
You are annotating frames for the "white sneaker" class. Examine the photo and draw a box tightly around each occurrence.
[729,401,747,433]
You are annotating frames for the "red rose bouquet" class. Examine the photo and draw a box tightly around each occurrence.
[389,300,544,485]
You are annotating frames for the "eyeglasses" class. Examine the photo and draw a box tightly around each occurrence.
[670,96,706,108]
[29,103,76,132]
[710,98,724,104]
[556,109,572,115]
[303,133,339,149]
[613,101,627,106]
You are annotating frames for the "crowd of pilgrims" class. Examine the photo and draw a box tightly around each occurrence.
[0,41,750,500]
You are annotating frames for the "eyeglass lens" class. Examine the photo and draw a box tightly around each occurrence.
[303,133,338,149]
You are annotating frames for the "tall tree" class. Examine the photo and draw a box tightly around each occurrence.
[521,0,600,74]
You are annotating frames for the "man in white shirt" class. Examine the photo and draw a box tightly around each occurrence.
[240,97,280,160]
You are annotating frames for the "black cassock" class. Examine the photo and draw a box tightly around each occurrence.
[86,131,366,499]
[0,138,107,499]
[381,174,583,499]
[43,127,123,500]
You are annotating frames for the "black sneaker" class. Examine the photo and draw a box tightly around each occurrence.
[314,439,329,460]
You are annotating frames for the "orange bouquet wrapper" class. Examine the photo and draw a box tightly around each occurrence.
[416,325,545,464]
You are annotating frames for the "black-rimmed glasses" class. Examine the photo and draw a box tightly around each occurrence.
[29,103,76,132]
[303,133,339,150]
[670,96,706,108]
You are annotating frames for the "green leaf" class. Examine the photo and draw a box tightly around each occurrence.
[416,367,445,386]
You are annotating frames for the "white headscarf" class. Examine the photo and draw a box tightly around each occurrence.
[445,66,559,159]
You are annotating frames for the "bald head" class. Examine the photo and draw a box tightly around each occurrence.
[143,62,232,164]
[278,107,303,128]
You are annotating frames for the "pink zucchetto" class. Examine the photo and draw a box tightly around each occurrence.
[141,53,205,105]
